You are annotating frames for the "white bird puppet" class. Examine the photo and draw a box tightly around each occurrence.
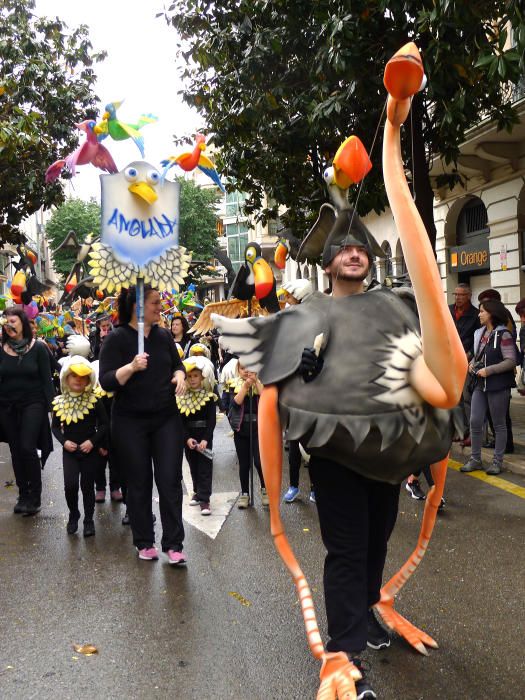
[88,161,191,293]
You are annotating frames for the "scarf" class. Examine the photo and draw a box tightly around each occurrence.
[6,337,31,362]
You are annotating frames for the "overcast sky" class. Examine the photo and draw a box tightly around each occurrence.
[35,0,203,201]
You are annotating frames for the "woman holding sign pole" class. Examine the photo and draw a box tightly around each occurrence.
[99,285,188,564]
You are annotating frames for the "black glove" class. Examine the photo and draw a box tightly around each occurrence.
[299,347,324,382]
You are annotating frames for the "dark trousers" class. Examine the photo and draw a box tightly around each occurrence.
[95,447,120,492]
[234,427,265,493]
[309,457,400,655]
[487,395,514,450]
[112,411,184,551]
[0,402,44,502]
[63,451,98,520]
[471,387,510,463]
[413,465,434,487]
[288,439,313,490]
[185,438,213,503]
[288,439,301,488]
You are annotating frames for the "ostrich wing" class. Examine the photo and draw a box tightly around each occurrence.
[212,292,330,385]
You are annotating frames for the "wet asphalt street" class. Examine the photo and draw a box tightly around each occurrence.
[1,416,524,700]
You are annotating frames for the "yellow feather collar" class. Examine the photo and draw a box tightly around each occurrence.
[177,388,217,416]
[52,390,99,425]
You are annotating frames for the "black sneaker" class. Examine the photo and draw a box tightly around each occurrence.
[83,520,96,537]
[367,608,391,650]
[23,498,41,516]
[67,512,80,535]
[405,479,426,500]
[352,658,377,699]
[13,496,28,514]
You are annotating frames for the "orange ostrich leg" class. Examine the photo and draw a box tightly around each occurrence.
[259,386,361,700]
[375,456,448,654]
[373,43,468,654]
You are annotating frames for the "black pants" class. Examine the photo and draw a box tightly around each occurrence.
[413,465,434,487]
[309,456,400,655]
[63,451,98,519]
[95,446,120,492]
[185,432,213,502]
[0,402,44,503]
[112,411,184,552]
[234,426,265,493]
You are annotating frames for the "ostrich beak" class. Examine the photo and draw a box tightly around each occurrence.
[383,42,424,101]
[274,241,289,269]
[128,181,158,205]
[252,257,274,299]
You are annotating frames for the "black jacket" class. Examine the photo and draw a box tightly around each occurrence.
[99,324,185,416]
[449,303,480,358]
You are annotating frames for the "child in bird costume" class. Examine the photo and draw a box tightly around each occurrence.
[52,356,108,537]
[177,356,217,515]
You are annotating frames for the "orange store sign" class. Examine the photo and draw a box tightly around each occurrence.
[449,240,490,273]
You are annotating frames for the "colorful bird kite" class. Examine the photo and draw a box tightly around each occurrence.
[161,133,225,191]
[94,101,158,158]
[45,120,118,183]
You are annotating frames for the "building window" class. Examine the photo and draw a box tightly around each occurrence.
[225,191,247,218]
[225,222,249,271]
[457,197,489,244]
[268,217,283,237]
[382,242,393,278]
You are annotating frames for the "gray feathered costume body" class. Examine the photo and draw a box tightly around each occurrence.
[213,287,456,484]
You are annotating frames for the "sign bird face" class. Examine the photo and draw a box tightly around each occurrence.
[100,161,180,267]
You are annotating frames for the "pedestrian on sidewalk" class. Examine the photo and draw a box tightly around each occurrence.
[177,355,217,516]
[462,300,517,475]
[52,356,108,537]
[514,299,525,395]
[449,283,480,444]
[228,362,268,509]
[0,307,54,516]
[99,286,187,565]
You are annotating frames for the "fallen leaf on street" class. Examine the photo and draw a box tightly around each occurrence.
[72,644,98,656]
[4,480,14,488]
[228,591,251,607]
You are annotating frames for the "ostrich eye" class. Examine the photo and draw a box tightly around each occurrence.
[124,167,138,182]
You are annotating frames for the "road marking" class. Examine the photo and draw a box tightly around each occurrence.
[181,458,238,539]
[448,459,525,499]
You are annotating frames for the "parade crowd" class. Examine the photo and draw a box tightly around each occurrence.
[1,280,524,548]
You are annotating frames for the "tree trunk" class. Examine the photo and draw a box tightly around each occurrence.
[409,93,437,252]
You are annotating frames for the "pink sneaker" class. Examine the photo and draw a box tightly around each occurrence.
[95,490,105,503]
[137,546,159,561]
[167,550,187,565]
[110,489,123,502]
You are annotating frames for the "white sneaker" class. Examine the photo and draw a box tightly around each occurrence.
[237,493,249,509]
[189,495,200,506]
